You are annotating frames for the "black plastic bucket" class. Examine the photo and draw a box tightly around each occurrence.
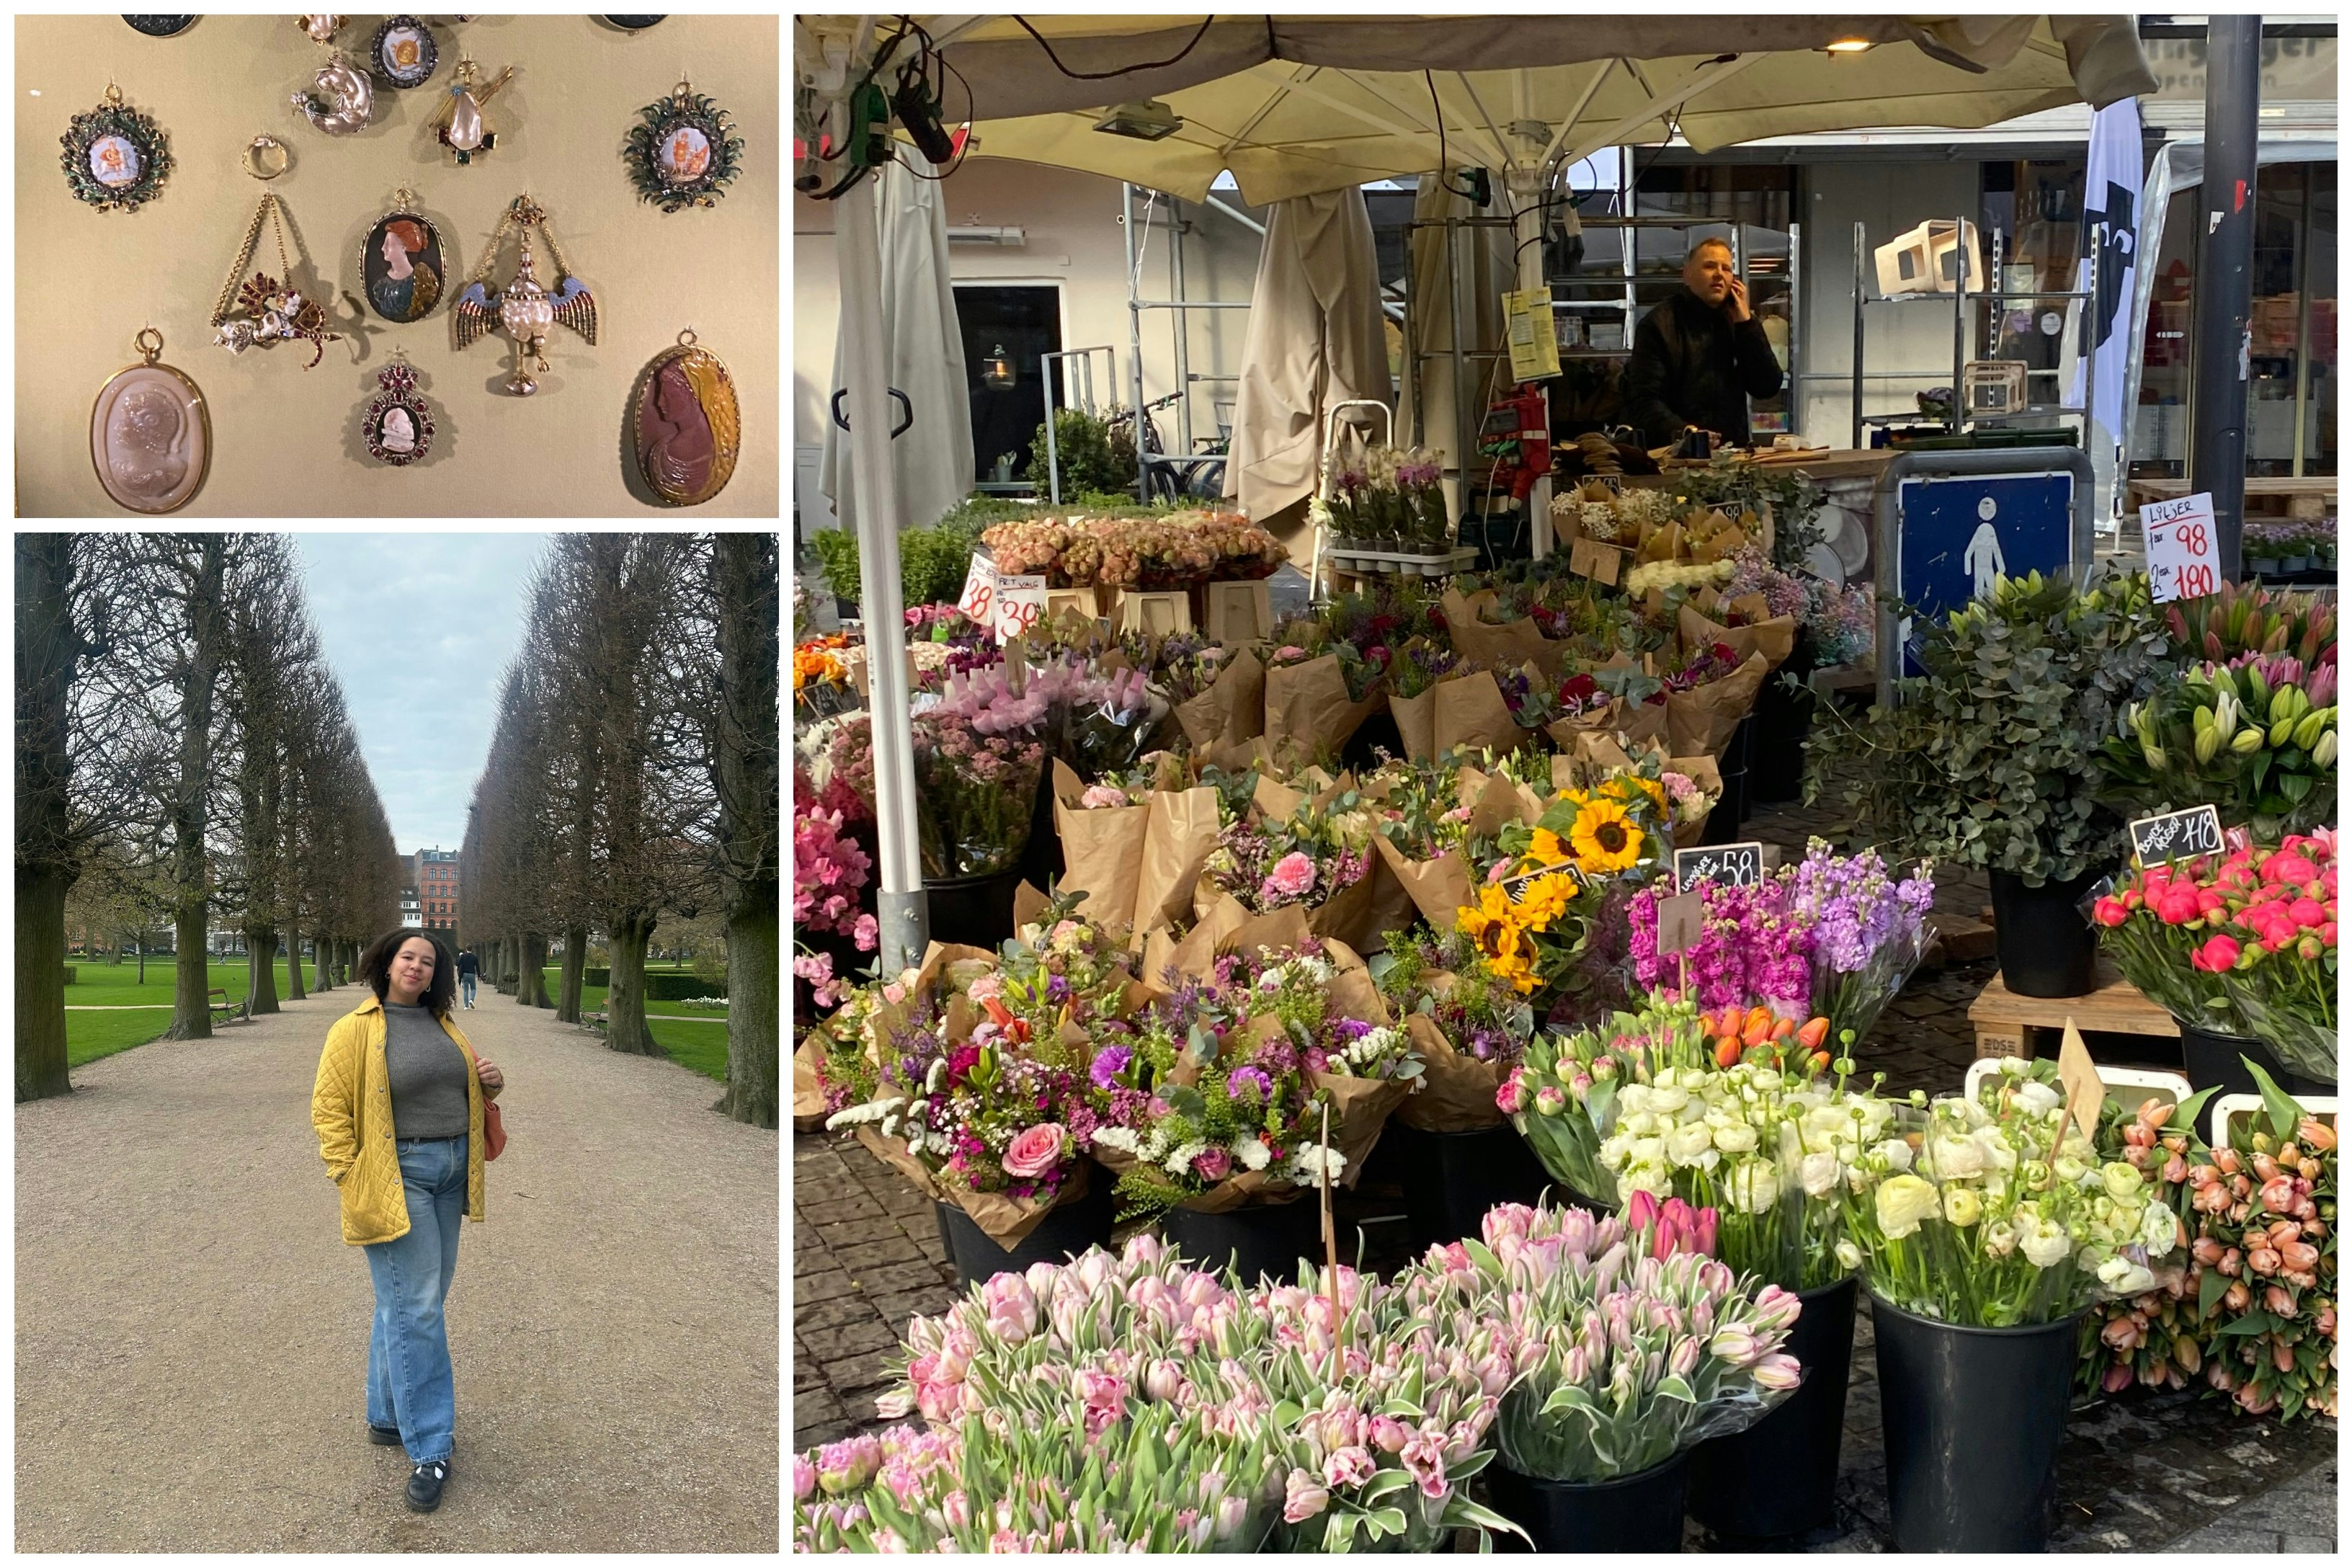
[1688,1275,1857,1539]
[1989,867,2103,999]
[1488,1451,1689,1553]
[1010,768,1062,907]
[1701,718,1754,842]
[936,1176,1116,1291]
[1871,1293,2081,1552]
[2179,1023,2333,1100]
[1159,1198,1326,1285]
[922,867,1025,952]
[1748,654,1818,805]
[1392,1123,1554,1252]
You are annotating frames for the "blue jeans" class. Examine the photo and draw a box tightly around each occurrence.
[460,974,477,1005]
[364,1133,468,1464]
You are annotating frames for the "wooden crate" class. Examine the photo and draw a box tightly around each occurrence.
[1966,963,2180,1064]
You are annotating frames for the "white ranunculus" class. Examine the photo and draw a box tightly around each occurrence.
[1927,1136,1989,1180]
[2012,1080,2062,1114]
[1629,1137,1665,1169]
[1872,1174,1941,1239]
[1729,1159,1782,1216]
[1799,1151,1842,1198]
[1665,1122,1717,1167]
[1648,1085,1691,1115]
[2139,1199,2179,1255]
[1834,1239,1862,1272]
[2097,1256,2156,1296]
[1615,1085,1651,1118]
[1712,1123,1760,1157]
[2018,1220,2072,1268]
[1874,1139,1915,1173]
[1981,1219,2018,1257]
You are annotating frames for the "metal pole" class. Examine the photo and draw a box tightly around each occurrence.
[835,170,927,971]
[1852,221,1866,450]
[1122,182,1150,500]
[1450,219,1470,528]
[1787,219,1803,440]
[1041,352,1061,504]
[1951,213,1967,435]
[1170,202,1195,454]
[1510,165,1554,558]
[2190,12,2261,581]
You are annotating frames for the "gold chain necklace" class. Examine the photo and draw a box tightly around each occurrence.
[210,194,342,368]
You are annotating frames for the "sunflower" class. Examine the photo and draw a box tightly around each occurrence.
[1527,827,1573,868]
[1568,798,1647,875]
[1509,870,1581,932]
[1458,886,1538,990]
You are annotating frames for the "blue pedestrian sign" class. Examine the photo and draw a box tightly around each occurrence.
[1894,471,2075,674]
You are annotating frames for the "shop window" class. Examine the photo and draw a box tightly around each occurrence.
[950,284,1065,489]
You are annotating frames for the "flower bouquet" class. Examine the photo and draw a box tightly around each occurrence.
[1197,777,1392,950]
[1403,1203,1801,1507]
[1787,838,1938,1047]
[1262,627,1389,765]
[2101,653,2338,839]
[793,633,859,717]
[1843,1059,2182,1327]
[1366,757,1536,930]
[2095,832,2338,1083]
[1372,927,1539,1133]
[909,712,1045,881]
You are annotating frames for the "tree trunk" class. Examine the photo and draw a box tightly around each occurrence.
[517,932,551,1007]
[137,945,147,986]
[604,912,662,1056]
[557,926,587,1023]
[337,938,355,988]
[163,537,226,1044]
[246,927,281,1014]
[285,925,306,1000]
[17,869,73,1102]
[718,891,778,1127]
[313,935,332,992]
[166,904,212,1041]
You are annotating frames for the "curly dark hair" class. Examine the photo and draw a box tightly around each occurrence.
[358,928,456,1018]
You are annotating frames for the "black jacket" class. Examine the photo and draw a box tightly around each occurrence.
[1620,287,1785,448]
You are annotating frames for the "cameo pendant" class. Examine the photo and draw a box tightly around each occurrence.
[361,192,445,324]
[92,327,209,514]
[633,329,739,507]
[63,82,172,212]
[360,357,435,466]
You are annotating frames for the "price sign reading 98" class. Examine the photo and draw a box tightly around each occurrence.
[2141,492,2220,605]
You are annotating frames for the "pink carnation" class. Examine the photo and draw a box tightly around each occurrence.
[1264,852,1318,899]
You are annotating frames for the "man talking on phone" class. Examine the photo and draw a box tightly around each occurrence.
[1621,236,1785,452]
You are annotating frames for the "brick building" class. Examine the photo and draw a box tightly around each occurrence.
[412,848,460,934]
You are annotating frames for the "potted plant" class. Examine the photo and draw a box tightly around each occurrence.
[2094,832,2337,1095]
[1812,569,2170,999]
[1404,1201,1801,1551]
[1840,1059,2188,1551]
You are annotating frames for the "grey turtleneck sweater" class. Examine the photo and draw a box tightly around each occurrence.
[384,1002,471,1139]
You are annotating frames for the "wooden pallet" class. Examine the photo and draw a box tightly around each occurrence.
[1966,962,2180,1063]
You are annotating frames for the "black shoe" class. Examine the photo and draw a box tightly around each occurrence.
[368,1422,402,1446]
[405,1458,449,1513]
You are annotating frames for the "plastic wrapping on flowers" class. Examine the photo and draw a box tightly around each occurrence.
[1404,1202,1802,1484]
[1842,1059,2185,1327]
[796,1232,1527,1552]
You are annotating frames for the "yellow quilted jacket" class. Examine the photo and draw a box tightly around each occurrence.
[311,994,487,1245]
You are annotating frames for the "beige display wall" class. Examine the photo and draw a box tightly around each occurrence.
[16,13,779,517]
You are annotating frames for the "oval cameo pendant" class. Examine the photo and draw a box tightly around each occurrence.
[633,331,738,507]
[92,328,209,514]
[361,193,444,324]
[361,359,434,466]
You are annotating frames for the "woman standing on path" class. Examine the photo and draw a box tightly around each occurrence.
[311,931,505,1514]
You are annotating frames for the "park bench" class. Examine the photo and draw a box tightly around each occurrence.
[581,1011,607,1029]
[207,988,251,1025]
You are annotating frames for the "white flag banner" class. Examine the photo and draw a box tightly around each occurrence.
[2070,97,2143,533]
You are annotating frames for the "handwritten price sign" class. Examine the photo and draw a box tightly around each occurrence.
[2141,492,2220,605]
[1673,842,1765,894]
[2129,803,2225,867]
[956,554,1046,643]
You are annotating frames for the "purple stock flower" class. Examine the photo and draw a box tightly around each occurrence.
[1090,1045,1133,1090]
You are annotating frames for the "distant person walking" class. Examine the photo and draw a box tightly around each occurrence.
[455,947,479,1009]
[310,930,505,1515]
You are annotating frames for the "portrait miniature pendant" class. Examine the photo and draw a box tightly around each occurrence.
[360,355,434,466]
[370,14,439,89]
[454,195,597,397]
[623,78,743,213]
[360,190,444,324]
[633,329,739,506]
[434,55,513,165]
[63,82,173,212]
[91,328,210,514]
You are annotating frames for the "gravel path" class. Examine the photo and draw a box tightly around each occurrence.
[18,989,778,1551]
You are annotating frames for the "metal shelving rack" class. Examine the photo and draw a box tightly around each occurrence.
[1848,218,2101,450]
[1121,182,1250,499]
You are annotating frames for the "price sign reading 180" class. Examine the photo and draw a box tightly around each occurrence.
[2141,492,2220,605]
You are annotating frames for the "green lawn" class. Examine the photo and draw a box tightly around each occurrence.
[55,958,736,1083]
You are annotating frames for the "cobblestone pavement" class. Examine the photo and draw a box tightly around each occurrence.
[790,784,2338,1550]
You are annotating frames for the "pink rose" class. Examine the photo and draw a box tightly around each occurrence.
[1193,1146,1234,1182]
[1002,1123,1066,1180]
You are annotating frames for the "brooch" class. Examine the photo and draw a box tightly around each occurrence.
[359,354,435,466]
[453,195,597,396]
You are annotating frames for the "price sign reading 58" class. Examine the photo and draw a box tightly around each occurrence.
[2141,492,2220,605]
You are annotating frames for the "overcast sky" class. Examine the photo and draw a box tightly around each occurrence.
[292,533,552,855]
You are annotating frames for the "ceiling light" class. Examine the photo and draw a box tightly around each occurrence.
[1825,37,1874,54]
[1095,99,1183,141]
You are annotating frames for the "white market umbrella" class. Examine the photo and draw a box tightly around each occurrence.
[895,17,2154,205]
[1223,184,1391,534]
[819,148,974,536]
